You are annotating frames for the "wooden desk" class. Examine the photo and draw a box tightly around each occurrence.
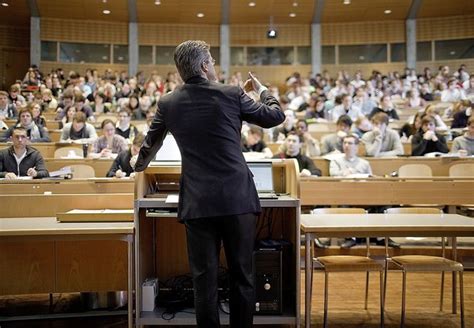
[312,156,474,177]
[0,217,134,327]
[0,193,134,217]
[300,213,474,328]
[0,178,134,195]
[44,158,115,177]
[299,177,474,210]
[0,142,83,158]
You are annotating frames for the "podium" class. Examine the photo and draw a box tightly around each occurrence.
[134,160,301,326]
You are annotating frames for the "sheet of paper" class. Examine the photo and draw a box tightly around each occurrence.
[165,194,179,204]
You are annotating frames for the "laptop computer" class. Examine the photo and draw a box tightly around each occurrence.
[247,161,278,199]
[151,133,182,165]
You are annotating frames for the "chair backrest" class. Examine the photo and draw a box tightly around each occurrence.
[311,207,366,214]
[68,164,95,179]
[54,147,84,159]
[385,207,442,214]
[449,163,474,177]
[398,164,432,177]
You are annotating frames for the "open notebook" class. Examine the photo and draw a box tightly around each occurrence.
[247,161,278,199]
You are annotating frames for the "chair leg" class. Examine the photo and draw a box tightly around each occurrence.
[324,272,329,328]
[401,271,407,328]
[383,259,388,309]
[459,271,465,328]
[380,271,385,328]
[440,270,445,312]
[365,271,369,310]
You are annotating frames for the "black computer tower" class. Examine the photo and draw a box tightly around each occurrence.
[253,248,282,314]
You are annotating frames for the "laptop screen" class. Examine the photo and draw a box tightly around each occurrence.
[247,162,274,193]
[153,133,182,162]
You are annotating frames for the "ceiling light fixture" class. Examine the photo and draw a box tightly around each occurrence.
[197,12,204,18]
[343,0,351,4]
[1,2,9,7]
[384,9,392,14]
[102,9,111,14]
[154,0,161,5]
[102,0,107,3]
[292,1,298,6]
[248,2,256,7]
[289,13,296,17]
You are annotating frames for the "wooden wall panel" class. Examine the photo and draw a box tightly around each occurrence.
[138,24,219,46]
[41,18,128,44]
[0,24,29,89]
[417,15,474,41]
[322,20,405,45]
[231,25,310,46]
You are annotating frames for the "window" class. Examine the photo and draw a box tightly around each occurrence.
[391,43,406,62]
[139,46,153,65]
[435,38,474,60]
[297,46,311,65]
[41,41,57,61]
[417,41,432,61]
[210,47,220,65]
[155,46,175,65]
[59,42,110,63]
[247,47,294,65]
[322,46,335,65]
[113,45,128,63]
[231,47,245,66]
[339,44,387,64]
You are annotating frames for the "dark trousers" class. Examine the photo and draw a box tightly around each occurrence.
[185,213,256,328]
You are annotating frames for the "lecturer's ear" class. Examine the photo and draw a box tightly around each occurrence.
[201,61,208,73]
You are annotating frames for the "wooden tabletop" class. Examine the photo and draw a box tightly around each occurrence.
[0,217,134,236]
[301,213,474,237]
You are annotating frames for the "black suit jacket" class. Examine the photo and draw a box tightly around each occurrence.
[135,76,284,221]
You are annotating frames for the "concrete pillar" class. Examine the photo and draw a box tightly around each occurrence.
[406,19,416,69]
[220,25,230,80]
[128,22,138,77]
[30,16,40,67]
[311,23,322,76]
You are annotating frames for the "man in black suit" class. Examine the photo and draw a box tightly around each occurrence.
[134,40,284,328]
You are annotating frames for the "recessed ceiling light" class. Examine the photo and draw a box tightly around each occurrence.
[102,9,111,14]
[154,0,161,4]
[292,2,298,6]
[384,9,392,14]
[102,0,107,3]
[343,0,351,4]
[1,2,9,7]
[196,12,204,18]
[248,2,256,7]
[289,13,296,17]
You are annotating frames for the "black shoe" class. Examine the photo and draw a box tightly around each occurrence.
[340,239,356,249]
[376,238,401,248]
[314,238,328,249]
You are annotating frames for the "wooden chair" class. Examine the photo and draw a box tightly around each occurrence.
[54,146,84,159]
[449,163,474,177]
[311,208,384,328]
[383,207,464,328]
[398,164,432,177]
[68,164,95,179]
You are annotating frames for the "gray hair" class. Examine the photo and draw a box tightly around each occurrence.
[174,40,210,82]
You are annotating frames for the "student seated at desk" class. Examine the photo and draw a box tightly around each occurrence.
[411,115,449,156]
[0,90,17,124]
[241,124,273,159]
[60,111,98,144]
[320,115,352,155]
[278,119,321,157]
[115,108,138,143]
[0,127,49,179]
[106,134,144,178]
[451,116,474,156]
[1,107,50,142]
[273,132,321,177]
[361,112,404,157]
[89,119,128,159]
